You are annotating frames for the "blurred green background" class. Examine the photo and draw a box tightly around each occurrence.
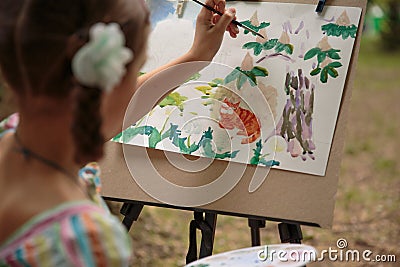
[0,1,399,266]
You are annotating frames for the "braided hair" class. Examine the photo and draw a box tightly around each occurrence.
[0,0,149,165]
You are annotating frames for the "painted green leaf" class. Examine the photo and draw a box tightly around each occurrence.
[327,49,341,60]
[243,42,260,49]
[304,47,321,60]
[328,62,343,68]
[258,22,270,30]
[310,68,322,76]
[246,72,258,86]
[327,66,339,78]
[122,126,155,143]
[215,150,240,159]
[284,44,294,55]
[197,128,240,159]
[196,85,213,95]
[250,140,263,165]
[148,130,161,148]
[212,78,224,84]
[112,131,123,142]
[320,68,329,83]
[189,263,210,267]
[158,92,188,112]
[317,52,327,64]
[208,78,224,87]
[349,25,358,38]
[224,67,241,84]
[342,30,350,40]
[275,42,294,55]
[225,66,267,90]
[185,72,201,82]
[243,42,264,56]
[186,142,201,154]
[167,125,200,154]
[322,23,336,34]
[240,20,270,35]
[322,23,358,40]
[259,159,280,167]
[263,39,278,50]
[201,134,239,160]
[237,73,248,90]
[249,140,280,166]
[274,42,286,53]
[252,66,269,77]
[254,44,263,56]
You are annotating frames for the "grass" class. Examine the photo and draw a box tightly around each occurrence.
[120,37,400,266]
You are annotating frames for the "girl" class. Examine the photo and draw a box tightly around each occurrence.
[0,0,238,266]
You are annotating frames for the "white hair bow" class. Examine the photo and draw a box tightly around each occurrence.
[72,23,134,93]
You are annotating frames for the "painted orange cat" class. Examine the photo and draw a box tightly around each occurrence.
[219,98,261,144]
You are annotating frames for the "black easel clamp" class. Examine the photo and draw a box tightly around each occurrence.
[279,223,306,267]
[278,223,303,244]
[186,212,217,264]
[316,0,326,13]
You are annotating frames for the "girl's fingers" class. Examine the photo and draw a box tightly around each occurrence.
[216,0,225,13]
[212,8,238,37]
[198,0,218,22]
[212,14,219,25]
[213,9,235,34]
[228,24,238,38]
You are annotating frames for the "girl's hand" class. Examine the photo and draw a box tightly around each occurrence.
[188,0,239,62]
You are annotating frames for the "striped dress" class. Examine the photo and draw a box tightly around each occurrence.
[0,114,133,266]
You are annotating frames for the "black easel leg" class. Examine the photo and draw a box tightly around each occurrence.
[248,219,266,246]
[120,202,144,231]
[278,223,306,267]
[186,211,217,264]
[199,212,217,258]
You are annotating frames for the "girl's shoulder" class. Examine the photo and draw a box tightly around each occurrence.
[0,200,132,266]
[0,114,132,266]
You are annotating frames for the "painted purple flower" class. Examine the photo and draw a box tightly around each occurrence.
[275,70,316,161]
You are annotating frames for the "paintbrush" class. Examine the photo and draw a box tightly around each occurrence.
[192,0,266,39]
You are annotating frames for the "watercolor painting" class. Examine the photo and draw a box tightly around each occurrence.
[115,2,362,176]
[114,61,280,168]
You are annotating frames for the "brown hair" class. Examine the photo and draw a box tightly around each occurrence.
[0,0,149,165]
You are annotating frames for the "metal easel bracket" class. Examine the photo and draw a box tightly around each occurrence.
[186,211,217,264]
[120,202,144,231]
[316,0,327,13]
[177,0,188,18]
[278,222,303,244]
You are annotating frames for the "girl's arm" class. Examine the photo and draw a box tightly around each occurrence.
[103,1,238,140]
[137,0,238,88]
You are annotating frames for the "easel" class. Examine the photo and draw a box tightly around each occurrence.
[110,200,305,264]
[100,0,367,265]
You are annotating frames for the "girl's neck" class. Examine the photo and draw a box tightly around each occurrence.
[16,96,80,174]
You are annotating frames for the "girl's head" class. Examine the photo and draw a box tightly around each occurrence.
[0,0,150,164]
